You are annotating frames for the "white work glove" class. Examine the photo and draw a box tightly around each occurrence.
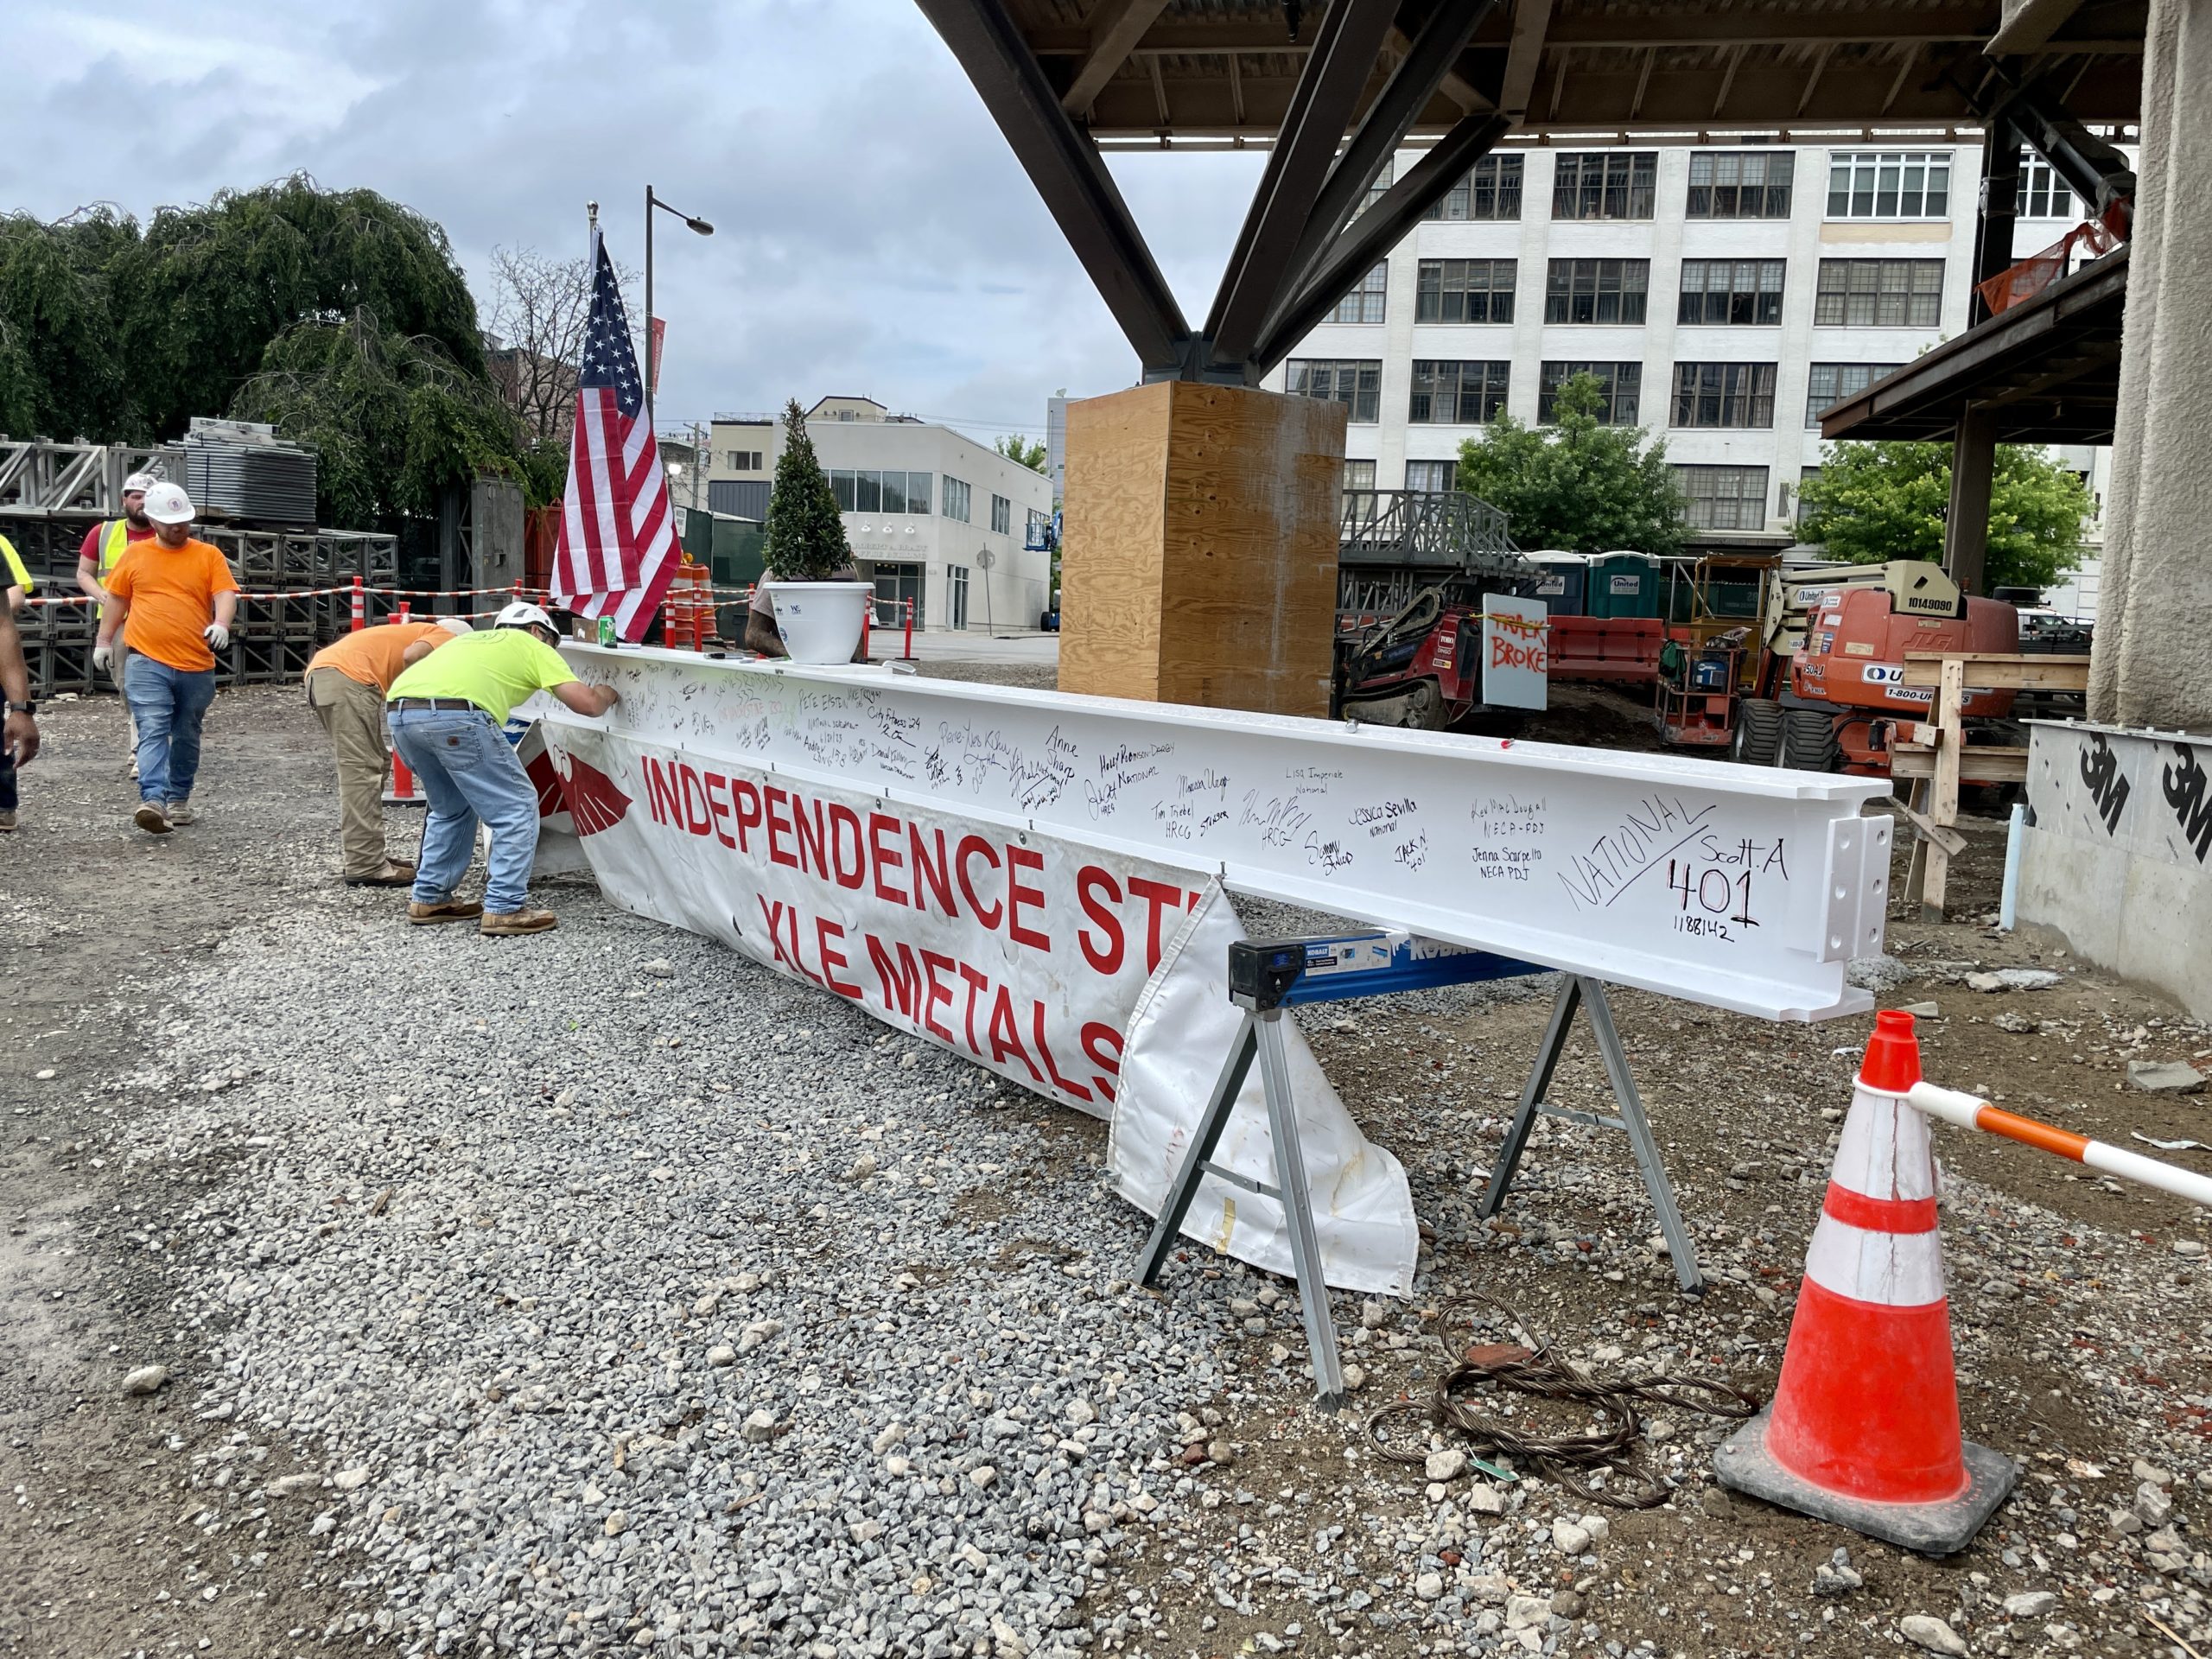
[92,643,112,671]
[202,622,231,650]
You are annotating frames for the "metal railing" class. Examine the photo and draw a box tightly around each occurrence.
[1339,488,1522,574]
[0,441,186,515]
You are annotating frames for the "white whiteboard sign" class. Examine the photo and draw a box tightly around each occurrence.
[1481,593,1549,713]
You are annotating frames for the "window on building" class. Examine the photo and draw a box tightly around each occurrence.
[1404,460,1456,493]
[1025,507,1051,546]
[1676,465,1770,531]
[1826,150,1952,219]
[1326,264,1388,324]
[1805,362,1901,424]
[1796,466,1822,522]
[1676,259,1787,326]
[947,564,970,631]
[1415,259,1516,323]
[1672,363,1777,428]
[1552,151,1658,220]
[1423,155,1523,220]
[2018,150,2075,219]
[1687,151,1795,218]
[1287,359,1382,423]
[1539,361,1643,425]
[942,476,971,523]
[1813,259,1945,327]
[1344,460,1376,492]
[725,449,764,470]
[989,493,1011,534]
[1357,162,1392,217]
[1408,360,1510,425]
[1543,259,1650,325]
[830,470,932,513]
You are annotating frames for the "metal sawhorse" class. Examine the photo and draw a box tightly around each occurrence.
[1134,930,1702,1410]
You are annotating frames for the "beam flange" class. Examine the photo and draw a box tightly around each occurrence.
[917,0,1192,372]
[1061,0,1172,115]
[1500,0,1555,118]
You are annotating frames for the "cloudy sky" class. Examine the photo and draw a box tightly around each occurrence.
[3,0,1265,448]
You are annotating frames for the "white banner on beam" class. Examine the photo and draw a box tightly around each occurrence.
[544,648,1891,1020]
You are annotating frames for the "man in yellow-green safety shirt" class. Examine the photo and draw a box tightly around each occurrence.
[77,471,162,770]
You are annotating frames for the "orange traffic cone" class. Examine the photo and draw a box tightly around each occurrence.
[1713,1010,2016,1553]
[384,749,422,805]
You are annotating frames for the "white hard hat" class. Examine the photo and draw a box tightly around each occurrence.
[142,481,194,524]
[493,601,556,634]
[435,616,474,637]
[122,471,160,494]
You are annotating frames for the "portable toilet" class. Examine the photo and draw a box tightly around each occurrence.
[1526,551,1588,616]
[1587,550,1662,619]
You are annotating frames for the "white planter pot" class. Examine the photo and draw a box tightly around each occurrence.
[760,581,872,664]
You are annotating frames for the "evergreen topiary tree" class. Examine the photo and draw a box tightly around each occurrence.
[762,398,852,581]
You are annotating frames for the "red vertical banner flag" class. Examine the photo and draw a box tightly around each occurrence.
[550,230,679,640]
[650,316,665,387]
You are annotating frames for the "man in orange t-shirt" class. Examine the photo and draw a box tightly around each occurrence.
[304,616,471,885]
[92,484,239,836]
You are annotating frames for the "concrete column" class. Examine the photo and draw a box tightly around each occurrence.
[1944,404,1997,596]
[2090,0,2212,730]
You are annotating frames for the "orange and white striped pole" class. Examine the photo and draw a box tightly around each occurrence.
[1908,1083,2212,1208]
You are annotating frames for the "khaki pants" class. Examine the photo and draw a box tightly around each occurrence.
[306,668,394,877]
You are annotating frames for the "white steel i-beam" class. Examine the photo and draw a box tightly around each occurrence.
[545,649,1894,1020]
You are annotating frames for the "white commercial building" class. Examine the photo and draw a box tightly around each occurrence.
[1264,140,2112,611]
[704,397,1054,632]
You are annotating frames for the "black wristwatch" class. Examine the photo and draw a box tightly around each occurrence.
[5,700,35,715]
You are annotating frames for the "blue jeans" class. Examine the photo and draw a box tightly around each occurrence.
[124,656,218,804]
[387,707,540,913]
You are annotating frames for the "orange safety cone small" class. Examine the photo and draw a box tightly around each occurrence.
[384,749,422,805]
[1713,1009,2016,1554]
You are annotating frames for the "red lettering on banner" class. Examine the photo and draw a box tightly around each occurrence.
[918,950,957,1046]
[868,812,906,906]
[957,963,991,1053]
[757,896,798,971]
[793,796,829,880]
[1128,875,1187,974]
[733,779,763,852]
[867,934,923,1019]
[987,987,1044,1084]
[1081,1021,1124,1104]
[765,786,796,868]
[702,772,737,849]
[1032,1001,1091,1101]
[909,825,954,918]
[679,765,713,836]
[957,836,1002,929]
[781,904,825,988]
[1077,867,1125,975]
[644,755,682,826]
[1006,845,1050,951]
[827,804,866,890]
[817,918,861,998]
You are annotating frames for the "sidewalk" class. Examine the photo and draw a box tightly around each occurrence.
[874,628,1061,668]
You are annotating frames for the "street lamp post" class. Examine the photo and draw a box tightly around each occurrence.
[643,185,714,428]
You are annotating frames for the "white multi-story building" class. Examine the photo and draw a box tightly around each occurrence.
[1264,139,2110,599]
[703,397,1054,631]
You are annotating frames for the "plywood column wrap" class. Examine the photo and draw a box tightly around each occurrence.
[1059,381,1345,717]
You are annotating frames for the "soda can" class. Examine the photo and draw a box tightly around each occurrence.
[596,616,616,647]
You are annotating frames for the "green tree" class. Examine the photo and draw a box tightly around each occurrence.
[1454,374,1685,556]
[1796,441,2089,593]
[995,433,1047,473]
[762,398,851,580]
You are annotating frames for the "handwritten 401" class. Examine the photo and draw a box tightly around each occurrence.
[1665,834,1791,939]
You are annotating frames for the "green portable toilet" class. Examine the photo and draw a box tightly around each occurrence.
[1587,550,1662,619]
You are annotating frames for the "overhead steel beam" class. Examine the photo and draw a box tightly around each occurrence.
[917,0,1192,372]
[1499,0,1555,118]
[1267,0,1503,342]
[2003,75,2137,209]
[1253,111,1512,373]
[1988,0,2088,54]
[1060,0,1173,115]
[1389,23,1492,112]
[1203,0,1398,372]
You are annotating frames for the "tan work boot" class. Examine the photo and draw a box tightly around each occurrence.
[346,861,417,888]
[480,907,558,937]
[0,808,16,832]
[407,898,484,925]
[133,803,170,835]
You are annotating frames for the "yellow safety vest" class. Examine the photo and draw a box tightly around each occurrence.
[92,518,132,619]
[0,533,32,597]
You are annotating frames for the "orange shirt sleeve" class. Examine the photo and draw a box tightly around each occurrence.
[105,550,138,603]
[204,545,239,593]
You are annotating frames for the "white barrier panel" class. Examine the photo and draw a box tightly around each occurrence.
[543,646,1892,1020]
[535,717,1418,1293]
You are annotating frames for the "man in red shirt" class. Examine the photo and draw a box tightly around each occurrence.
[77,471,160,770]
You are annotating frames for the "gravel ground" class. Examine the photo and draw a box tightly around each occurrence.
[3,681,2209,1659]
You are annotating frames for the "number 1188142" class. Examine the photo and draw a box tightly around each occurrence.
[1667,857,1758,939]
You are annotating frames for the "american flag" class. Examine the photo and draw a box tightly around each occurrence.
[552,230,678,640]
